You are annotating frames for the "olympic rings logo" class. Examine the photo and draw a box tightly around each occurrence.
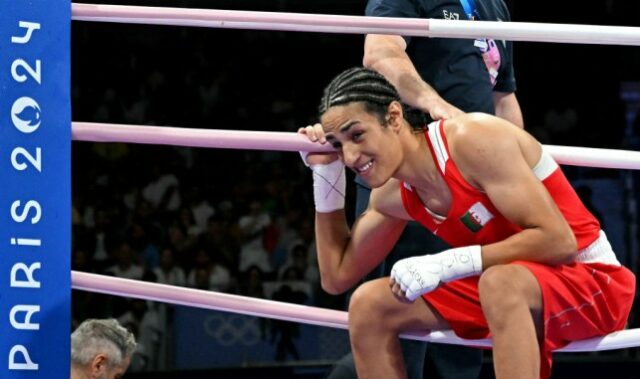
[204,314,261,346]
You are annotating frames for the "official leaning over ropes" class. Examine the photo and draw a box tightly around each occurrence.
[299,67,635,379]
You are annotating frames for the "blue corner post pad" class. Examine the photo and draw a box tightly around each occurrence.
[0,0,71,376]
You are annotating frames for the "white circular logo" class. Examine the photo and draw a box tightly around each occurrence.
[204,314,261,346]
[11,97,41,133]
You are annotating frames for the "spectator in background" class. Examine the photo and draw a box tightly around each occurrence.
[189,187,216,234]
[239,265,266,299]
[166,220,196,261]
[128,222,160,270]
[105,241,144,281]
[178,206,204,237]
[278,242,319,284]
[142,162,181,214]
[238,200,274,275]
[154,247,186,287]
[199,214,240,273]
[187,247,232,292]
[86,208,118,273]
[71,318,137,379]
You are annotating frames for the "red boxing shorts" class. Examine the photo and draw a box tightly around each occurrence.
[422,235,635,378]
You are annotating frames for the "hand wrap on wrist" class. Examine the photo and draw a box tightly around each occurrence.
[390,245,483,301]
[300,152,346,213]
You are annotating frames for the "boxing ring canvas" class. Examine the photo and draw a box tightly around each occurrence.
[1,0,71,376]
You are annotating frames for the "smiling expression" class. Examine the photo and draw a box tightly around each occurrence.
[321,102,405,188]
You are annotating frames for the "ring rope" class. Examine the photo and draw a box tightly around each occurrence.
[71,271,640,352]
[72,122,640,170]
[70,3,640,46]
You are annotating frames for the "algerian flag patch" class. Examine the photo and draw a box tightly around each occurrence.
[460,202,494,232]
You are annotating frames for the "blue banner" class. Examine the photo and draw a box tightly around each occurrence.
[174,307,350,369]
[0,0,71,376]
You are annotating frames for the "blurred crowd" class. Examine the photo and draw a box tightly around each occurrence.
[70,132,340,368]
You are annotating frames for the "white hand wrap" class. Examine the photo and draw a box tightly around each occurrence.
[300,152,346,213]
[390,245,483,301]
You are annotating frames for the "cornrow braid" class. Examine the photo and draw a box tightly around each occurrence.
[319,67,431,129]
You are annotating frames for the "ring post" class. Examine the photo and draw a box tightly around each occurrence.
[1,0,71,376]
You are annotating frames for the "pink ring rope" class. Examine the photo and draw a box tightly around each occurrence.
[73,122,640,170]
[72,271,640,352]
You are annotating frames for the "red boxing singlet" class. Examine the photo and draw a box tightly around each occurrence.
[399,120,600,249]
[398,120,635,379]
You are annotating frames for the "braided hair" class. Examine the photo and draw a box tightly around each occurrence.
[318,67,430,129]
